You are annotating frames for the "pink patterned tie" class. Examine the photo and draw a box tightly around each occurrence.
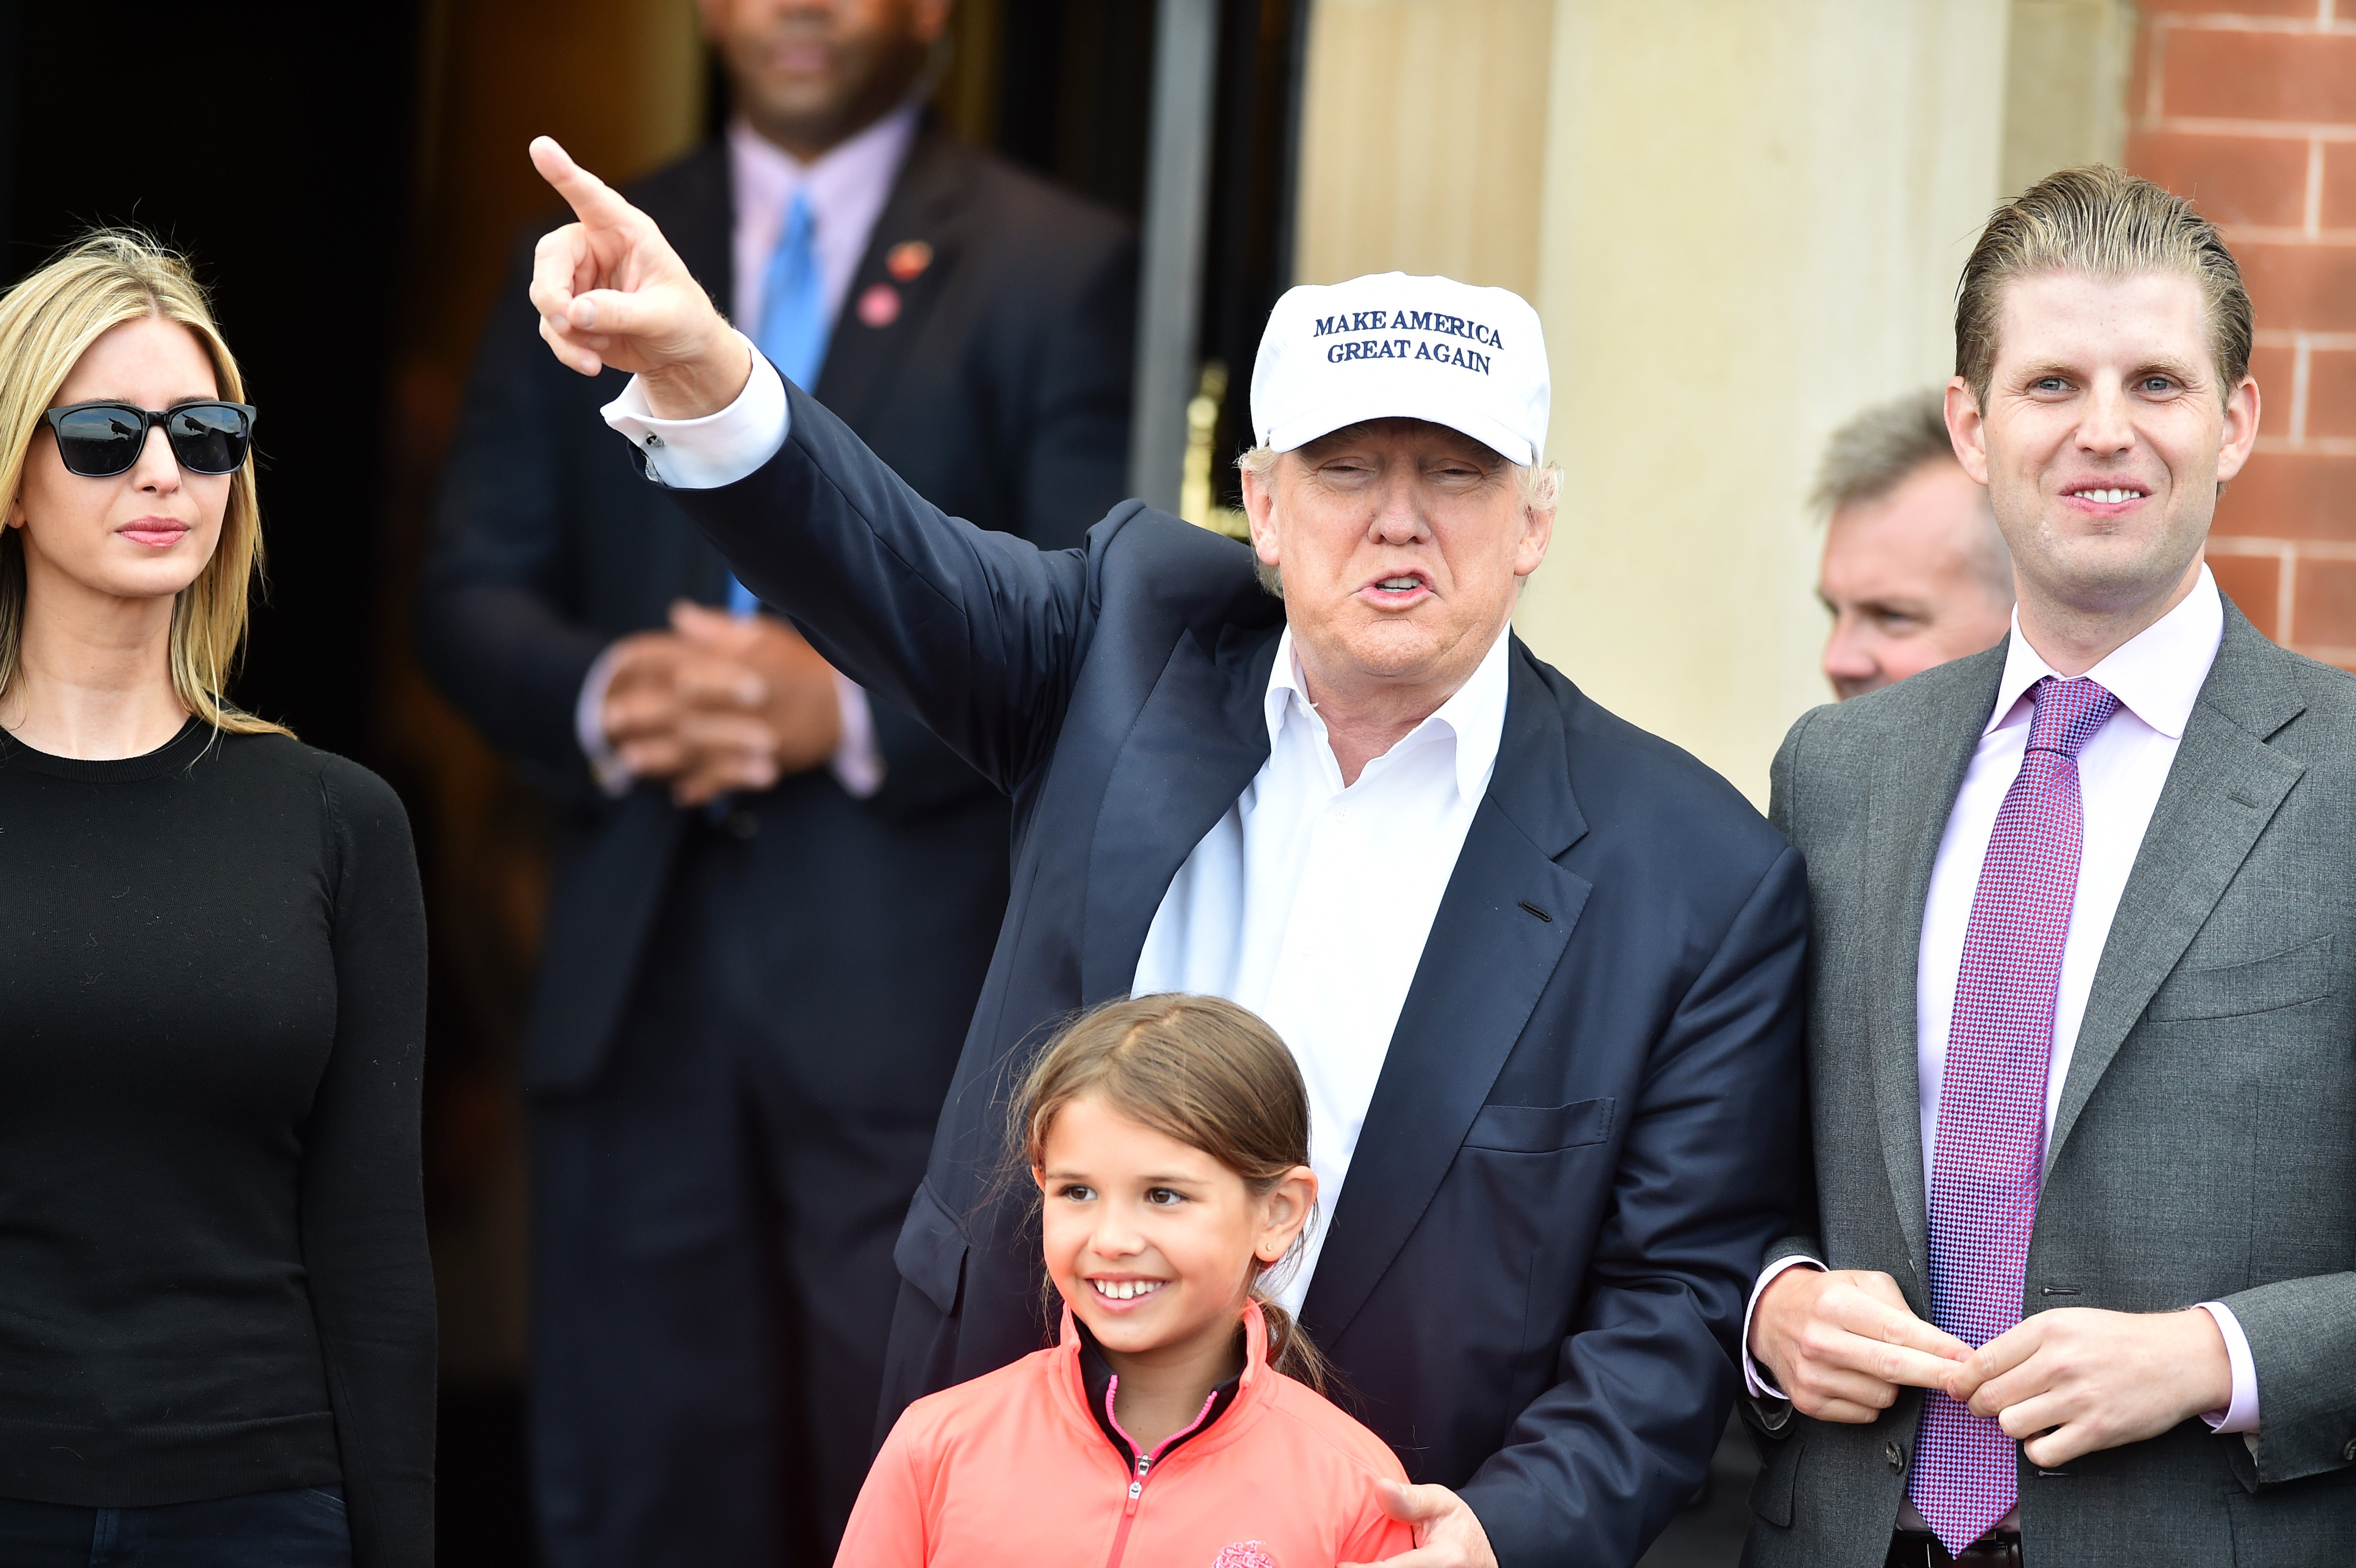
[1910,675,2118,1555]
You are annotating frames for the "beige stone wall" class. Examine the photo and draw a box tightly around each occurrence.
[2000,0,2134,200]
[1292,0,1557,300]
[1518,0,2010,803]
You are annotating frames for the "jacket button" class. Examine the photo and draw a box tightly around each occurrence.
[1886,1440,1906,1474]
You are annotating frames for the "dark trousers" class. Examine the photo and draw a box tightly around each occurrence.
[0,1487,349,1568]
[529,798,982,1568]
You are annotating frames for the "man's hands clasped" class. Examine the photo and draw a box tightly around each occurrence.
[1749,1265,2236,1467]
[602,601,844,807]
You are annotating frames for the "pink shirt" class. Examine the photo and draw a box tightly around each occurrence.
[1745,568,2259,1453]
[726,106,918,336]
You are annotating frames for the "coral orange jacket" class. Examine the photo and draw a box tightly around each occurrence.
[835,1302,1415,1568]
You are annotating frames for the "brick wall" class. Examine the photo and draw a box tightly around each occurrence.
[2128,1,2356,662]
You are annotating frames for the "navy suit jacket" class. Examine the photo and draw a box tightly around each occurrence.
[663,380,1810,1567]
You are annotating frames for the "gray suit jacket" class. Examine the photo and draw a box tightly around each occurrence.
[1744,602,2356,1568]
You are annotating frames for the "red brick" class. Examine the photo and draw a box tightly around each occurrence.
[2160,31,2356,124]
[2130,24,2157,121]
[2293,556,2356,647]
[2249,342,2297,420]
[2129,131,2309,226]
[2323,141,2356,229]
[2236,240,2356,332]
[2304,347,2356,438]
[2216,449,2356,538]
[2143,0,2323,14]
[2209,551,2285,640]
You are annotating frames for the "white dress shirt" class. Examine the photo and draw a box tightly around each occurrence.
[601,356,1516,1313]
[576,108,921,800]
[1745,567,2259,1445]
[1131,626,1510,1311]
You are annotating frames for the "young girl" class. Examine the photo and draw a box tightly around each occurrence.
[836,994,1415,1567]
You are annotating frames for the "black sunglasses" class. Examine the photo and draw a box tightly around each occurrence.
[40,400,257,479]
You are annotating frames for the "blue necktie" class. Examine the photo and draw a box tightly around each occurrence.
[731,189,833,617]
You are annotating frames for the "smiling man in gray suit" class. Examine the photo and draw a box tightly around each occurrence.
[1743,167,2356,1568]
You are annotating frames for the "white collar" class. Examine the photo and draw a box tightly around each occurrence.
[727,103,920,228]
[1985,564,2224,741]
[1264,621,1513,805]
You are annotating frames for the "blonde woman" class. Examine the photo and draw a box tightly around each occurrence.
[0,234,431,1567]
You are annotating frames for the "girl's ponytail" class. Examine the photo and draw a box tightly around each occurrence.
[1251,1291,1331,1394]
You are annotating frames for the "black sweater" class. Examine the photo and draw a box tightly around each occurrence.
[0,719,433,1567]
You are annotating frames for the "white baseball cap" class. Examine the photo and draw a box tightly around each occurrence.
[1250,272,1550,465]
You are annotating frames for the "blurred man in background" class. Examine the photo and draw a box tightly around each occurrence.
[1816,389,2013,699]
[414,1,1135,1563]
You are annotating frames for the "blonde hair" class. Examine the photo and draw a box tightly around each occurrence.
[1956,165,2253,409]
[0,231,285,736]
[1017,993,1331,1391]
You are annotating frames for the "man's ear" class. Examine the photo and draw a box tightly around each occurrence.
[1241,462,1282,571]
[2214,373,2261,484]
[1945,376,1990,487]
[1513,489,1555,579]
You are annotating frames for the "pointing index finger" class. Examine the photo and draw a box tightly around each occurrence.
[529,136,633,230]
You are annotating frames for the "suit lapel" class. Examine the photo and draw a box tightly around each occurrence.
[2046,604,2307,1167]
[1078,623,1284,1002]
[1867,647,2005,1290]
[813,124,972,431]
[1301,644,1590,1347]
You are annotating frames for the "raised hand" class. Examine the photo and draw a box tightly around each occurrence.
[526,135,751,418]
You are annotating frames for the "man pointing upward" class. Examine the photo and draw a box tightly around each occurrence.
[524,136,1810,1567]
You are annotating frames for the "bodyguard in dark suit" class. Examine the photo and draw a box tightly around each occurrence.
[1745,170,2356,1567]
[414,4,1132,1562]
[519,143,1810,1567]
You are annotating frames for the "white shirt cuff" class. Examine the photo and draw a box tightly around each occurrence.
[2194,1301,2261,1434]
[600,334,790,490]
[830,674,885,799]
[1742,1254,1825,1399]
[575,642,634,798]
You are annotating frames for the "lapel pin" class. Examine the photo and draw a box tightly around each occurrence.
[857,283,902,328]
[885,240,933,281]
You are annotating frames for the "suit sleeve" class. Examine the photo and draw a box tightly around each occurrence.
[2219,1275,2356,1485]
[1454,846,1811,1568]
[1761,707,1827,1278]
[855,224,1134,809]
[414,237,617,803]
[833,1410,934,1567]
[668,380,1112,795]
